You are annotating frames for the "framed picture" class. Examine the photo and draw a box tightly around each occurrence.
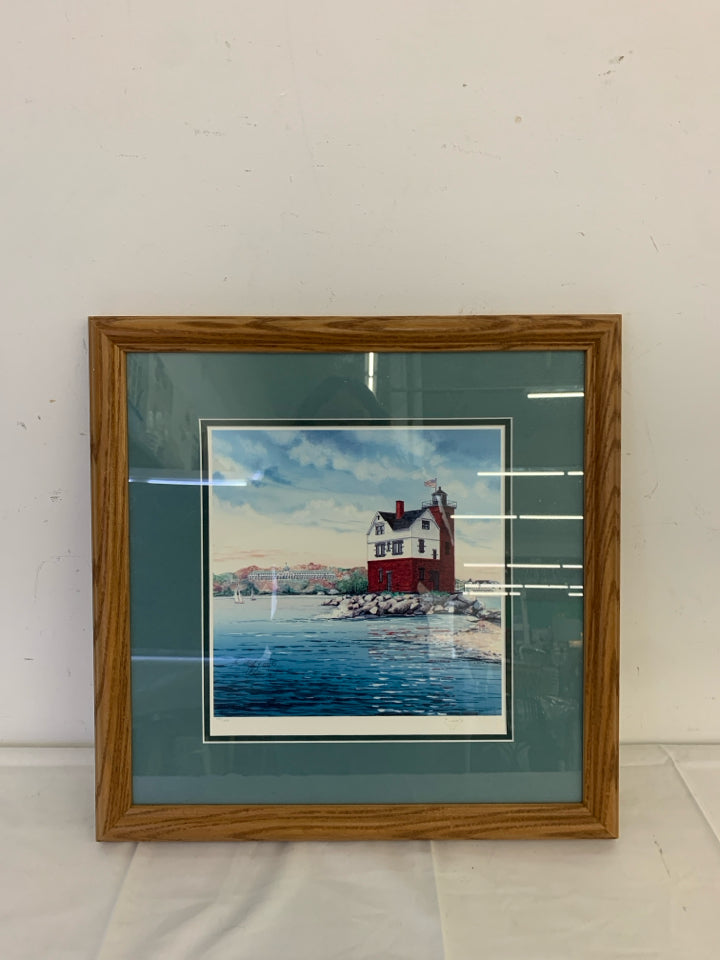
[90,315,620,840]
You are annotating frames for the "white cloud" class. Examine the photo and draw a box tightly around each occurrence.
[284,434,448,485]
[210,498,367,572]
[210,452,253,480]
[286,498,372,531]
[210,433,275,479]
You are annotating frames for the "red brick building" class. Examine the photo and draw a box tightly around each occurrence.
[366,487,456,594]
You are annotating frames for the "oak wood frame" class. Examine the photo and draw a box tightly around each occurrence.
[89,315,620,841]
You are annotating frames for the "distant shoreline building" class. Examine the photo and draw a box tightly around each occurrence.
[366,486,456,593]
[246,565,340,582]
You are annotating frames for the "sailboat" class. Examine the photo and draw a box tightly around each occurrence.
[233,583,244,604]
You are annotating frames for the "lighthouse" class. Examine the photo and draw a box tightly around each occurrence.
[366,486,456,594]
[425,486,456,592]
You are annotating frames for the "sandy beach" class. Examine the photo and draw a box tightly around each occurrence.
[421,617,504,662]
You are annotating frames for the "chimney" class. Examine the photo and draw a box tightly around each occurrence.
[395,500,404,519]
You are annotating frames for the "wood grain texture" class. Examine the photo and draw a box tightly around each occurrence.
[89,323,132,841]
[90,314,618,353]
[89,315,621,841]
[100,801,615,842]
[582,317,621,837]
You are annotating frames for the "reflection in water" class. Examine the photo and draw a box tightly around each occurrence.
[213,596,502,718]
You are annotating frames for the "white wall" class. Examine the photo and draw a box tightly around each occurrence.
[2,1,719,744]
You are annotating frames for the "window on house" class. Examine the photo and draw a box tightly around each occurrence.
[418,567,425,580]
[418,538,425,553]
[375,543,386,557]
[391,540,404,555]
[432,549,437,559]
[375,523,385,535]
[421,519,430,530]
[378,568,383,583]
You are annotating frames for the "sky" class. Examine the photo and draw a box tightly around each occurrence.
[207,424,504,575]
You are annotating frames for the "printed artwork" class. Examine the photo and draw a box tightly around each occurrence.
[202,421,511,740]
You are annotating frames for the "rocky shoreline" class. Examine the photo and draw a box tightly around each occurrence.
[321,591,503,663]
[321,591,502,624]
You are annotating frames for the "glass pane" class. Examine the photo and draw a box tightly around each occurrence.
[127,350,584,803]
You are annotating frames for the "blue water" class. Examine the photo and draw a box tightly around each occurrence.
[213,596,502,717]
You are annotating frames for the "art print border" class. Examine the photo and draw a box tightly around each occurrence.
[199,417,514,744]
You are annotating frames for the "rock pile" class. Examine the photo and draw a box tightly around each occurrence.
[321,592,501,623]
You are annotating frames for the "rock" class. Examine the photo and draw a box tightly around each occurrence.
[326,591,476,620]
[329,598,353,618]
[397,599,415,614]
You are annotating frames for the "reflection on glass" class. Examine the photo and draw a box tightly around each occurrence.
[527,391,584,399]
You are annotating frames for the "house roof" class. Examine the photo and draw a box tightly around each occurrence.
[377,509,428,532]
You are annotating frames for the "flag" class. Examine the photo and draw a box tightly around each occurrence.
[424,477,437,487]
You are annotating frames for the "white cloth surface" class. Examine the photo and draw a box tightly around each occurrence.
[0,746,719,959]
[433,745,720,959]
[0,749,133,960]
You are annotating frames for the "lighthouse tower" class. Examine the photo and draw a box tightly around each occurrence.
[425,486,456,592]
